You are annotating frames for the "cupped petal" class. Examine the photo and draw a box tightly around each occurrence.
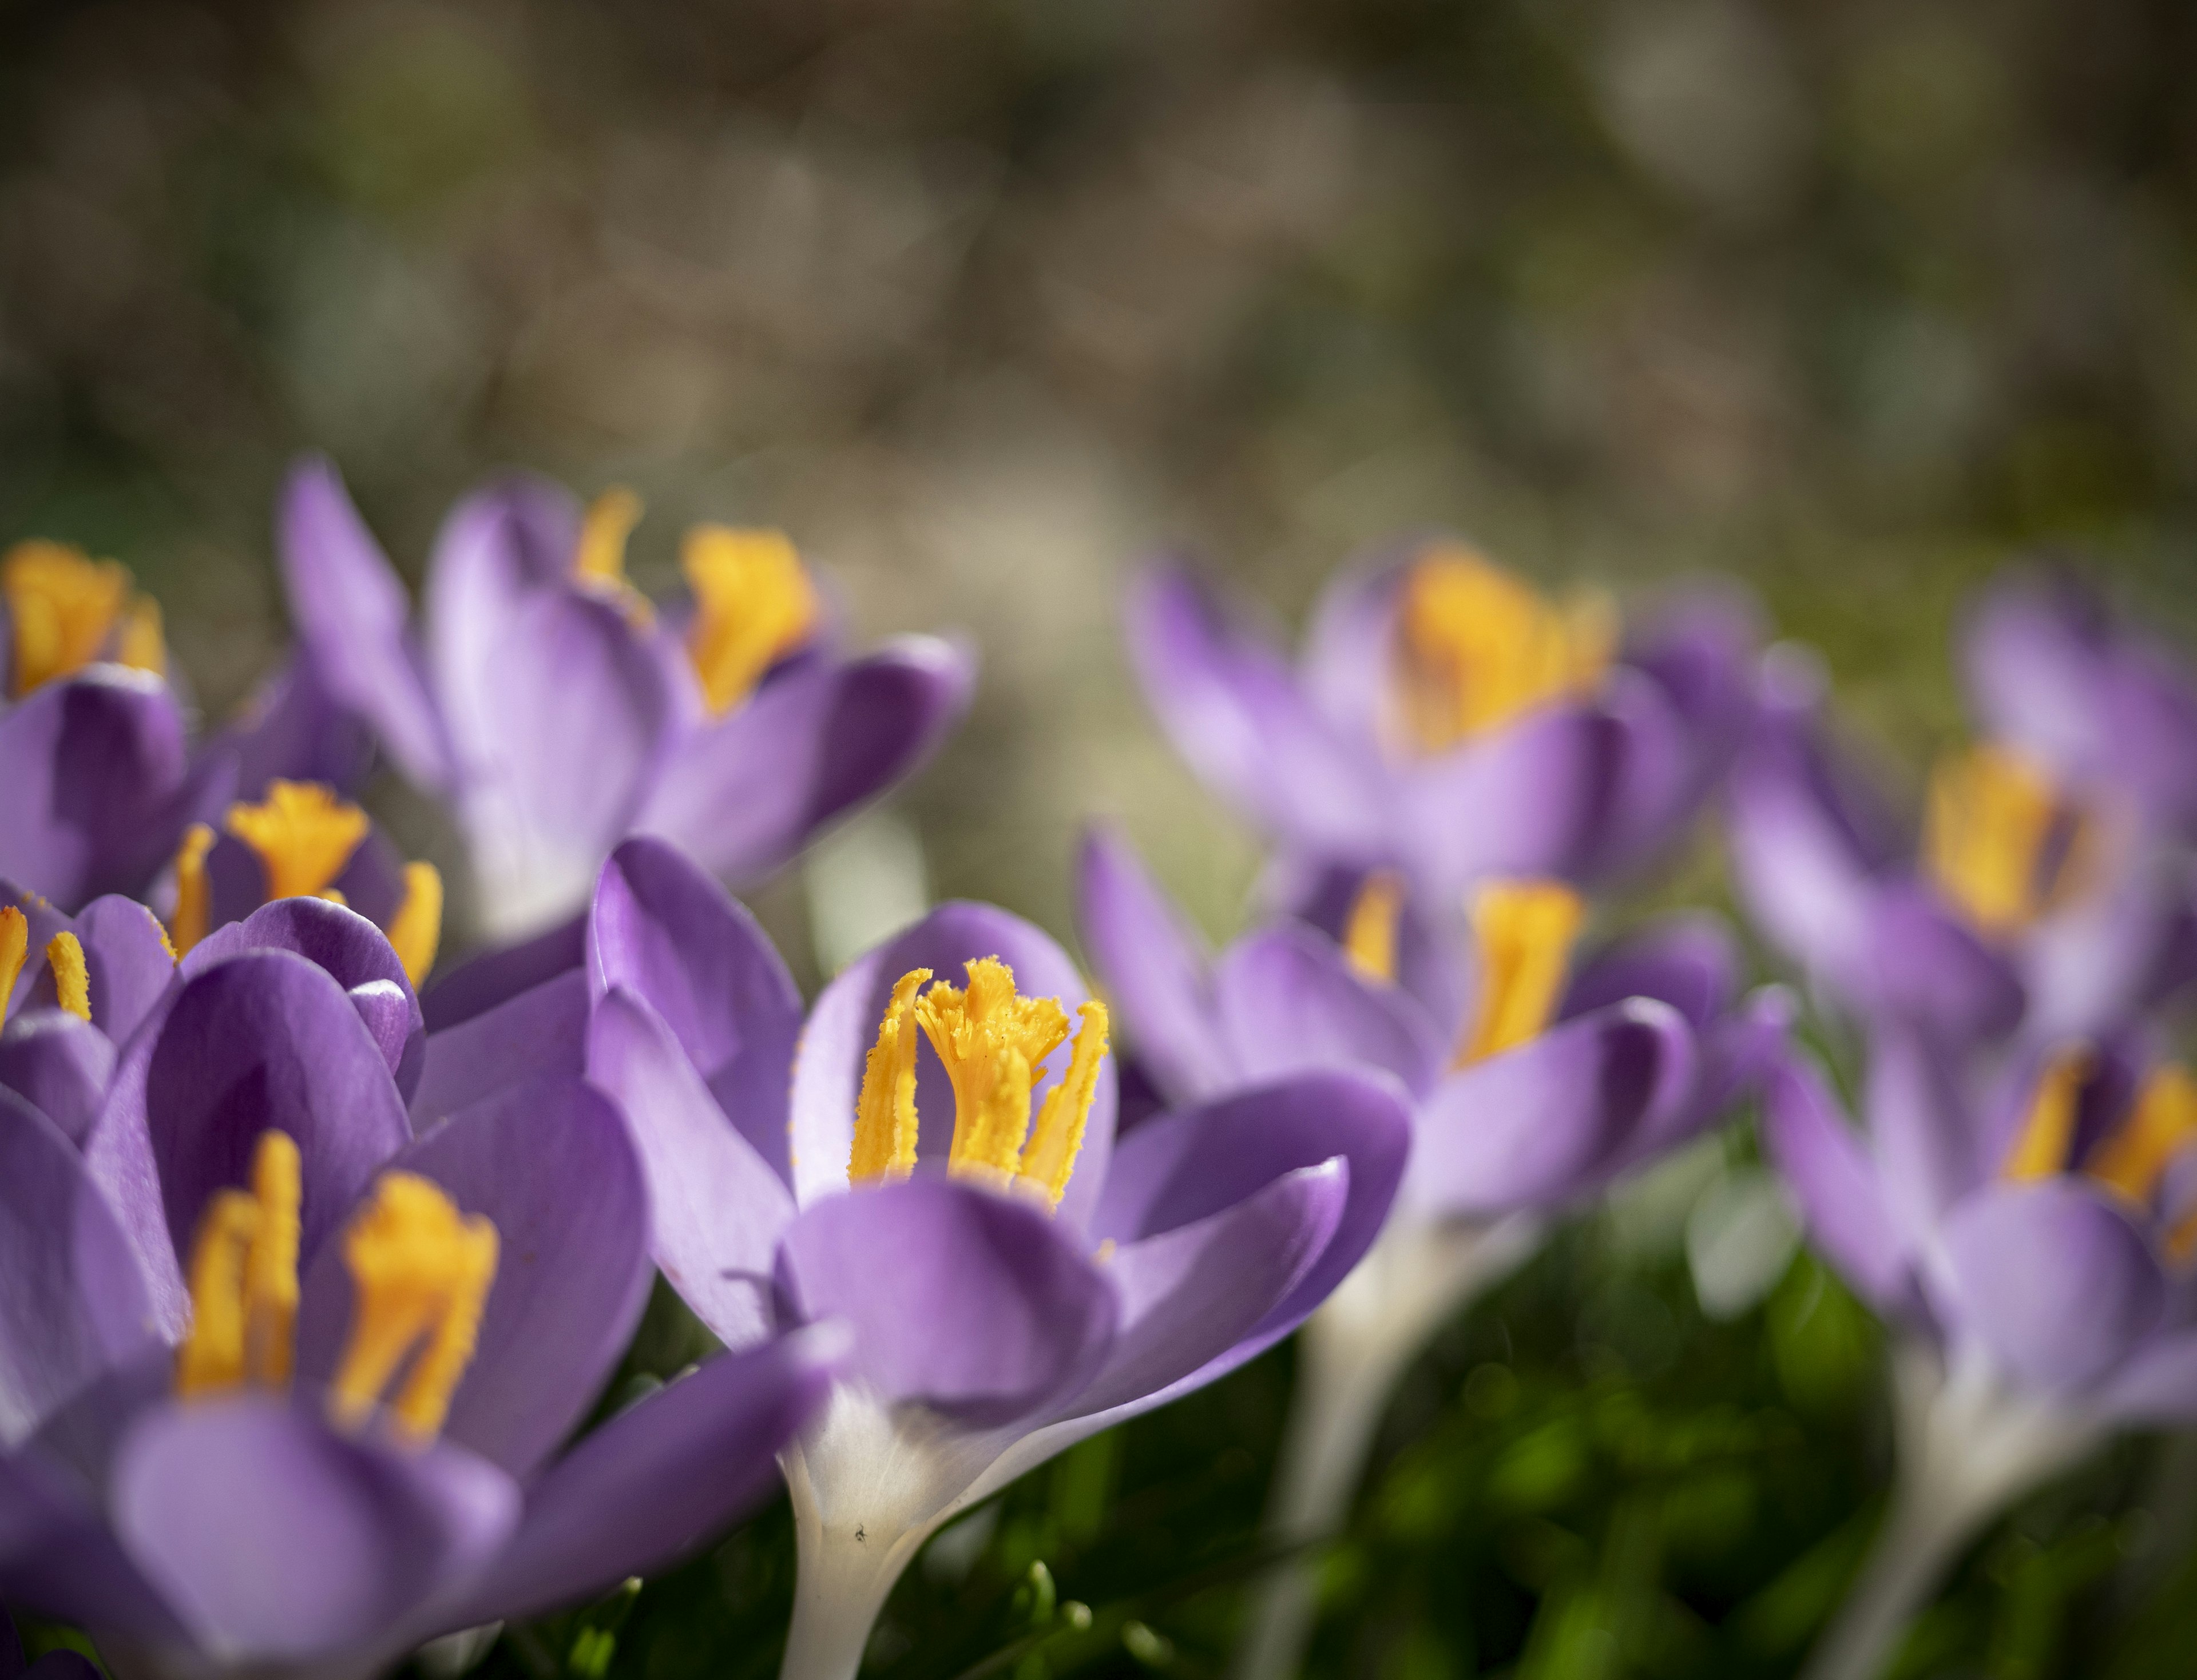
[419,914,585,1034]
[1090,1070,1411,1339]
[1760,1054,1908,1309]
[1124,562,1393,857]
[0,1089,158,1449]
[1212,924,1444,1098]
[0,1013,115,1146]
[1933,1181,2166,1395]
[790,902,1117,1233]
[449,1328,836,1625]
[1074,827,1228,1106]
[772,1178,1116,1427]
[410,970,588,1127]
[586,988,795,1349]
[213,653,376,801]
[1562,913,1739,1030]
[110,1395,517,1662]
[298,1076,651,1480]
[69,896,181,1049]
[277,455,454,792]
[588,836,803,1182]
[1395,703,1626,893]
[1406,999,1696,1217]
[0,672,199,911]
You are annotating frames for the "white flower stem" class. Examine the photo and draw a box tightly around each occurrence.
[778,1449,936,1680]
[1801,1340,2100,1680]
[1231,1217,1541,1680]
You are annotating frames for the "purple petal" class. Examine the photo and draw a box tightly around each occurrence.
[1563,913,1739,1030]
[1091,1070,1411,1339]
[420,915,585,1034]
[277,455,454,793]
[1212,924,1444,1098]
[1298,547,1414,745]
[0,884,72,1020]
[1125,562,1393,858]
[1760,1054,1908,1309]
[2093,1331,2197,1425]
[1622,586,1763,787]
[0,1014,115,1146]
[799,638,977,851]
[1396,704,1627,893]
[297,1077,650,1480]
[1406,999,1697,1217]
[1577,669,1694,881]
[1269,856,1471,1039]
[586,988,795,1349]
[69,896,180,1049]
[449,1329,836,1625]
[1866,881,2026,1043]
[410,970,588,1128]
[1074,827,1228,1106]
[790,903,1117,1233]
[0,1448,181,1640]
[0,1089,158,1448]
[588,836,803,1182]
[773,1178,1116,1426]
[1933,1181,2164,1395]
[214,654,376,800]
[1863,1024,1986,1248]
[111,1395,517,1659]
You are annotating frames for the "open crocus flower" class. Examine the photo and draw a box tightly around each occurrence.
[1765,1027,2197,1680]
[578,836,1411,1680]
[1127,542,1759,906]
[0,941,834,1679]
[1728,643,2197,1049]
[279,458,974,940]
[1078,828,1788,1680]
[0,541,228,914]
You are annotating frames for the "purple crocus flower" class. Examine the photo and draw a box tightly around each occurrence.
[0,939,834,1678]
[277,458,975,941]
[1766,1024,2197,1680]
[1126,544,1759,908]
[1078,827,1788,1680]
[578,836,1413,1680]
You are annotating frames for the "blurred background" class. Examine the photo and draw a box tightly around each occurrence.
[7,1,2197,1674]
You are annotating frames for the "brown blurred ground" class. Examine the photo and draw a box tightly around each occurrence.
[5,0,2196,965]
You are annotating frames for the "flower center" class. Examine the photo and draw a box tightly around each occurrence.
[1394,549,1613,755]
[2088,1066,2197,1208]
[1460,880,1584,1066]
[2,539,166,697]
[1924,744,2085,936]
[2002,1046,2091,1182]
[0,914,90,1029]
[848,958,1110,1210]
[174,1130,499,1444]
[1342,871,1405,984]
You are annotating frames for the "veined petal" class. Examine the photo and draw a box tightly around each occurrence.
[69,896,182,1049]
[0,1012,115,1146]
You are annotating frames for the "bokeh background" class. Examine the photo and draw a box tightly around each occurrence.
[7,1,2197,1675]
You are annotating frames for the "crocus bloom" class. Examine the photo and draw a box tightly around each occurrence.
[580,836,1413,1680]
[1077,828,1788,1680]
[1126,543,1759,908]
[1766,1026,2197,1680]
[0,542,221,914]
[278,458,974,940]
[0,940,834,1678]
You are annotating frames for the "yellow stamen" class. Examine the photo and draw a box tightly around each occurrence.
[1343,871,1405,984]
[1460,880,1586,1066]
[385,862,443,988]
[1924,745,2072,936]
[0,906,27,1026]
[2169,1205,2197,1266]
[574,487,644,589]
[1395,548,1613,754]
[1019,1001,1109,1210]
[168,824,213,956]
[2088,1066,2197,1207]
[45,932,89,1022]
[681,526,819,717]
[3,540,161,696]
[317,888,348,907]
[919,959,1073,1186]
[850,969,932,1185]
[2003,1048,2091,1181]
[224,781,370,902]
[328,1171,498,1441]
[175,1130,303,1398]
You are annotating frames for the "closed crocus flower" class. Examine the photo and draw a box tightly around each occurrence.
[1126,543,1760,906]
[578,837,1412,1680]
[1078,828,1788,1680]
[277,458,974,942]
[1766,1027,2197,1680]
[0,943,834,1679]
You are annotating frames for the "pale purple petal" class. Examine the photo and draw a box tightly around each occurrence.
[0,885,71,1019]
[1577,669,1693,881]
[1864,1025,1987,1249]
[215,654,376,800]
[1212,924,1444,1098]
[1867,881,2026,1043]
[69,896,180,1049]
[420,915,585,1034]
[409,971,588,1127]
[0,1014,115,1146]
[1760,1054,1908,1310]
[1074,827,1227,1106]
[1563,914,1739,1030]
[2093,1331,2197,1425]
[1395,704,1626,893]
[1298,546,1415,744]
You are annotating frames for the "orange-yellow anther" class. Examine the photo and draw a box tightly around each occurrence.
[175,1130,302,1399]
[328,1171,498,1442]
[0,906,27,1026]
[1343,872,1405,984]
[45,932,89,1023]
[385,862,443,988]
[225,781,370,902]
[2003,1047,2092,1182]
[1395,549,1613,754]
[919,959,1074,1185]
[850,968,933,1184]
[3,540,163,696]
[1460,880,1586,1066]
[575,487,645,590]
[1925,745,2071,936]
[681,526,819,716]
[1020,1001,1110,1209]
[169,824,213,957]
[2088,1066,2197,1207]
